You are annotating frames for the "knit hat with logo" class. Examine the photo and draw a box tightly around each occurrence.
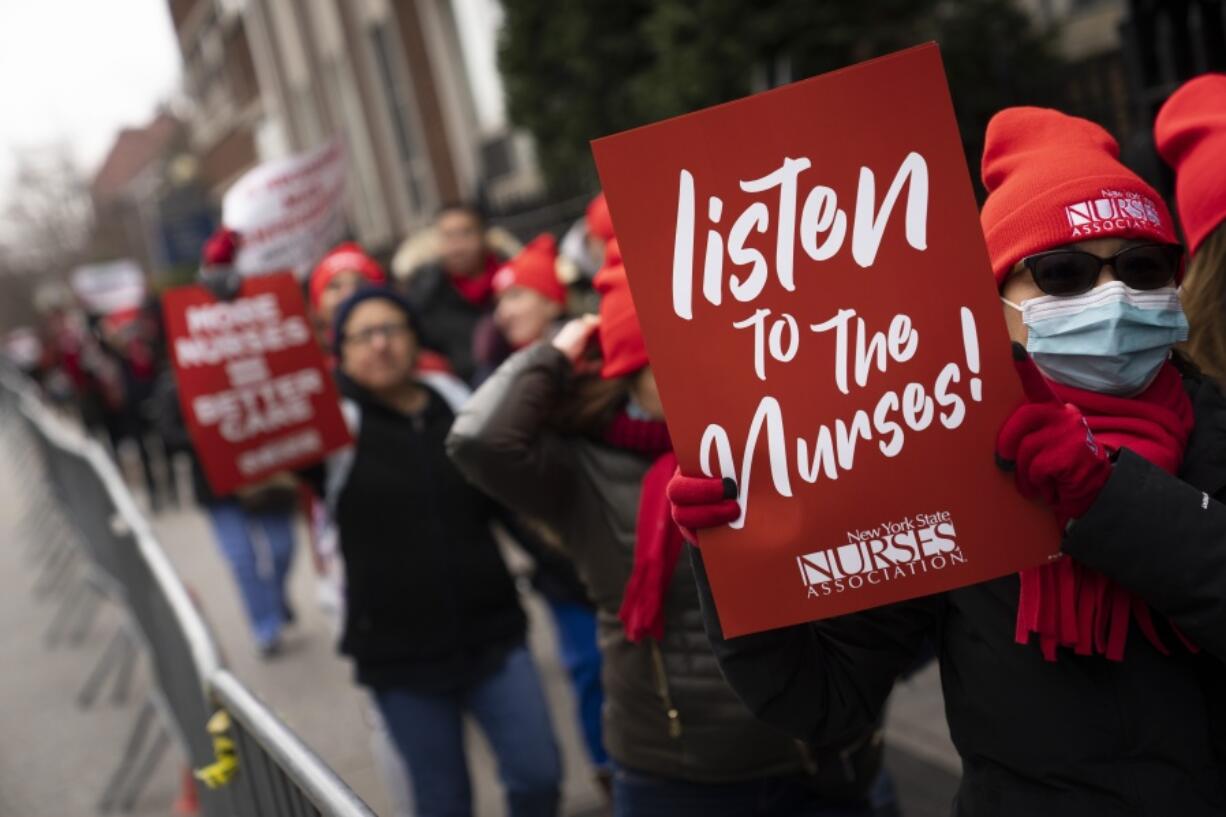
[980,107,1176,286]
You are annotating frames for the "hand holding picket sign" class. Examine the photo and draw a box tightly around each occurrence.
[594,43,1060,635]
[667,471,740,544]
[995,343,1113,527]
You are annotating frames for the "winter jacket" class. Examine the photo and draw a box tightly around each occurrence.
[447,342,881,793]
[695,368,1226,816]
[404,255,501,384]
[328,372,525,691]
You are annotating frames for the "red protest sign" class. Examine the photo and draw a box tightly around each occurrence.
[163,272,351,496]
[592,43,1058,637]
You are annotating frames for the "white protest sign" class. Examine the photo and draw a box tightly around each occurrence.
[222,139,347,278]
[70,259,147,316]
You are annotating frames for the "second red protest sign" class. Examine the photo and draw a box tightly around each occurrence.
[592,43,1058,637]
[163,272,351,496]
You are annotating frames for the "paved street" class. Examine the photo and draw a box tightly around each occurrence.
[0,444,960,817]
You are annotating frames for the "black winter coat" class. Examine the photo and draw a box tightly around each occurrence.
[330,375,525,691]
[404,259,498,384]
[696,370,1226,816]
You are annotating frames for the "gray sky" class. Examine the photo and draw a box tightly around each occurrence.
[0,0,181,192]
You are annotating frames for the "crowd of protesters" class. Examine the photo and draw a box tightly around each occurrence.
[10,71,1226,817]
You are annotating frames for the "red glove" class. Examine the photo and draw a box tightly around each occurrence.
[996,345,1112,526]
[666,470,740,544]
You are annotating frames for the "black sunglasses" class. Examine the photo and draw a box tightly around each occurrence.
[1021,242,1183,297]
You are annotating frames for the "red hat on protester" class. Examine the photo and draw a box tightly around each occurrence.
[592,239,622,292]
[492,233,567,305]
[309,242,387,311]
[1154,73,1226,255]
[587,193,615,243]
[980,107,1177,286]
[596,263,648,379]
[202,227,240,266]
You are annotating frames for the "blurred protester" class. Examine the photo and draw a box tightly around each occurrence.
[33,303,86,406]
[404,203,506,383]
[306,241,391,612]
[310,240,453,376]
[324,287,561,817]
[156,228,299,657]
[156,369,298,657]
[559,192,615,285]
[1156,73,1226,387]
[557,193,617,318]
[472,234,612,783]
[309,242,389,354]
[472,233,568,384]
[449,266,882,816]
[99,304,164,511]
[675,107,1226,816]
[390,218,521,285]
[304,239,420,817]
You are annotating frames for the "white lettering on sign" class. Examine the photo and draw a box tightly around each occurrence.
[237,429,323,476]
[671,152,929,320]
[192,368,324,443]
[699,308,983,528]
[186,294,281,334]
[174,289,310,369]
[174,317,311,367]
[797,511,967,598]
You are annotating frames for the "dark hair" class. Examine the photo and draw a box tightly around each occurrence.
[1180,223,1226,386]
[435,201,486,227]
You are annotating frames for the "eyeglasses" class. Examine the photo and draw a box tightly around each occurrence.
[1021,243,1183,297]
[343,322,411,347]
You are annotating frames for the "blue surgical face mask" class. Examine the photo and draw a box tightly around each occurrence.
[1003,281,1189,396]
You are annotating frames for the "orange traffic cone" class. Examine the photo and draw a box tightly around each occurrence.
[174,766,199,815]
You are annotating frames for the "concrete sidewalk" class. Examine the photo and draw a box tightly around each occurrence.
[0,451,182,817]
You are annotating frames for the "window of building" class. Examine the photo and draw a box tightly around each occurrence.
[369,20,433,217]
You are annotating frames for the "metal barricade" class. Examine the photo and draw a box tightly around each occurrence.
[0,370,378,817]
[210,671,377,817]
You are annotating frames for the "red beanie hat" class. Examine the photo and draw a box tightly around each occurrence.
[592,239,622,292]
[596,264,648,379]
[603,237,622,269]
[980,107,1176,286]
[587,193,615,243]
[309,242,387,310]
[492,233,566,305]
[1154,74,1226,255]
[202,228,240,266]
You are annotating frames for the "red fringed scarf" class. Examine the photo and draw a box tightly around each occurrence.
[1017,363,1198,661]
[604,411,680,643]
[447,254,501,307]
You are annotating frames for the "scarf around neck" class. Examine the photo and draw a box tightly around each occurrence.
[1016,362,1198,661]
[604,411,680,642]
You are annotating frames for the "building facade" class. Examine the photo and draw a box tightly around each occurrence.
[168,0,541,258]
[1018,0,1226,188]
[90,113,217,283]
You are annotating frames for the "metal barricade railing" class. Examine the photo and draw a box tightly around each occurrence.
[211,671,377,817]
[0,369,377,817]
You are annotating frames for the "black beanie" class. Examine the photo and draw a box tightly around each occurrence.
[331,287,422,358]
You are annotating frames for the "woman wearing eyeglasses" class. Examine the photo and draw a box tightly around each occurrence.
[671,107,1226,816]
[324,288,562,817]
